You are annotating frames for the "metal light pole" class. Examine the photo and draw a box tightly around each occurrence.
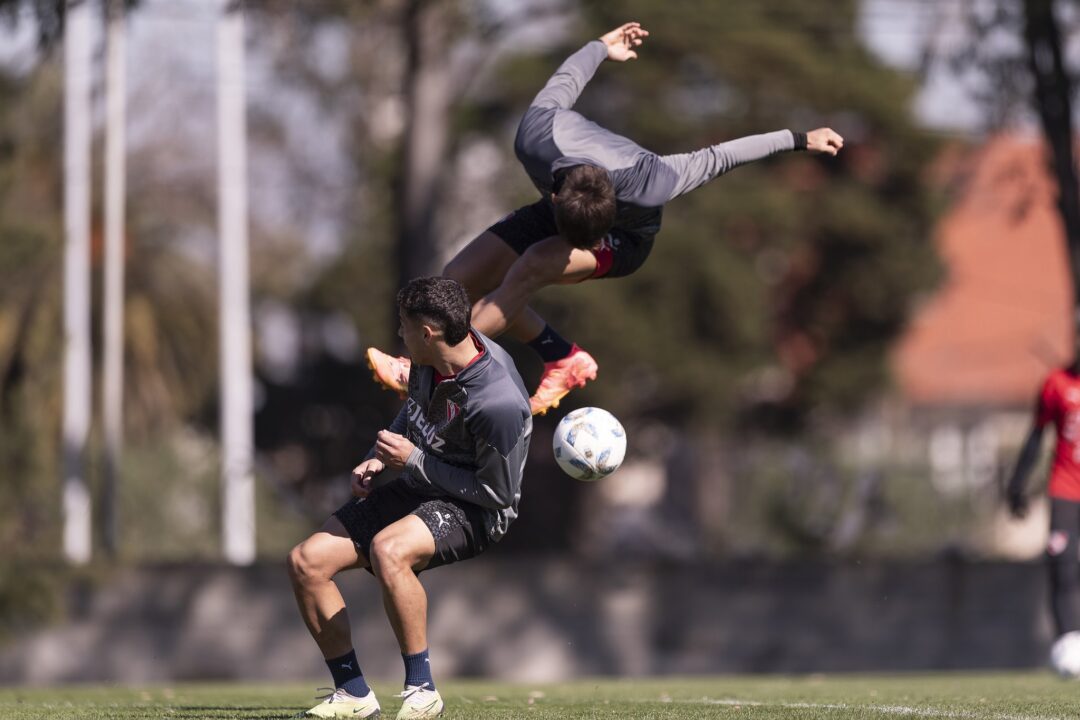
[62,0,94,566]
[101,0,128,559]
[216,0,256,565]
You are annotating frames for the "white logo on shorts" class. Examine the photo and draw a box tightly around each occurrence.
[434,511,450,530]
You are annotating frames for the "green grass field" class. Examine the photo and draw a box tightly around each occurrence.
[1,673,1078,719]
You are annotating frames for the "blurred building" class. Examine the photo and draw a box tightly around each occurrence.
[887,134,1074,557]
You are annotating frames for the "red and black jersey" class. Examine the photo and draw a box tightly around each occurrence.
[1036,368,1080,501]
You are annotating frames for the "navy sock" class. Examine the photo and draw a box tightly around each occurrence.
[527,324,573,363]
[403,648,434,689]
[326,649,371,697]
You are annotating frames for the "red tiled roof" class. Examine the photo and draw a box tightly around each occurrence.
[892,134,1074,406]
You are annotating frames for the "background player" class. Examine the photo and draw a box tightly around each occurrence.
[288,277,532,718]
[1007,347,1080,642]
[368,21,845,415]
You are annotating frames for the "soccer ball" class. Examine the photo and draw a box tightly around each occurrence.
[1050,632,1080,678]
[552,407,626,481]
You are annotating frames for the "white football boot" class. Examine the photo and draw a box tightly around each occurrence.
[394,683,443,719]
[305,687,381,718]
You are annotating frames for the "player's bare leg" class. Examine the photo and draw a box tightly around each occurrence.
[444,231,520,302]
[288,518,369,658]
[469,235,594,336]
[444,232,552,344]
[288,518,381,718]
[369,515,434,653]
[467,237,599,415]
[368,516,444,719]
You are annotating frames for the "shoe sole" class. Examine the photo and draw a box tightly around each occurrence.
[304,707,380,718]
[366,348,407,399]
[531,360,598,416]
[396,706,442,719]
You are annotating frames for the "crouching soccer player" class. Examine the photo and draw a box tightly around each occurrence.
[288,277,532,718]
[368,21,844,415]
[1007,353,1080,641]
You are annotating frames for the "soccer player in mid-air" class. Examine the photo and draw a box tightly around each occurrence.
[1007,345,1080,643]
[367,21,844,415]
[289,277,532,718]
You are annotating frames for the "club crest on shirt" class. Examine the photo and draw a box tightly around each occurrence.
[1049,530,1070,556]
[446,401,461,423]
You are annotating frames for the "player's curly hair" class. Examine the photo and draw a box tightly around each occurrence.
[397,276,472,345]
[553,164,616,249]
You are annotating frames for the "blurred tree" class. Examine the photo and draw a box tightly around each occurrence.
[1022,0,1080,320]
[951,0,1080,329]
[0,63,64,562]
[0,50,67,628]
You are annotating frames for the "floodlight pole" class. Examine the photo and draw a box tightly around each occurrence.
[216,0,256,565]
[61,0,94,566]
[101,0,127,559]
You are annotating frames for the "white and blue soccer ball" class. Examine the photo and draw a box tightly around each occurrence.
[1051,632,1080,678]
[552,407,627,481]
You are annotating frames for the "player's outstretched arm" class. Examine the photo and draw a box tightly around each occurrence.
[599,22,649,62]
[649,127,843,205]
[1006,423,1045,519]
[526,22,649,113]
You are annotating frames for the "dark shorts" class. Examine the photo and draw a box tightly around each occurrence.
[488,198,657,279]
[1049,498,1080,559]
[333,481,491,572]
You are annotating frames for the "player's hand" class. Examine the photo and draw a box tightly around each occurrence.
[806,128,844,156]
[374,430,415,470]
[600,22,648,62]
[351,458,385,498]
[1007,490,1030,519]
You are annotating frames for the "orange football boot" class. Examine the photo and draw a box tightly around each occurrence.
[529,344,598,416]
[366,347,410,398]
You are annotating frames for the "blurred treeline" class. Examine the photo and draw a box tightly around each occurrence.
[0,0,947,621]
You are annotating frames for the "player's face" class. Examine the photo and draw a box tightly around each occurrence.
[398,310,432,362]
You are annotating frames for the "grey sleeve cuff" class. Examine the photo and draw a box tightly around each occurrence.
[405,447,426,477]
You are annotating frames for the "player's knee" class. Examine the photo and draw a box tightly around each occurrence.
[287,542,324,586]
[369,532,409,579]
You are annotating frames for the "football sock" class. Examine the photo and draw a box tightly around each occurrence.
[326,649,371,697]
[527,324,574,363]
[403,648,435,689]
